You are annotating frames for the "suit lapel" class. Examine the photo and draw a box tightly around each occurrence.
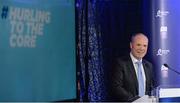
[127,57,138,91]
[142,61,149,92]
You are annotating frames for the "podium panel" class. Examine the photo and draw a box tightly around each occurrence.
[159,87,180,102]
[133,86,180,102]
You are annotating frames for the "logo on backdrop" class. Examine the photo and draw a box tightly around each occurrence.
[161,64,168,78]
[157,49,170,56]
[160,26,168,39]
[1,5,51,48]
[156,10,169,18]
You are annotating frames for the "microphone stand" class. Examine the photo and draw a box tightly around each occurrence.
[164,64,180,75]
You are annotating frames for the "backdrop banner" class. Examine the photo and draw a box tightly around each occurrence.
[0,0,76,101]
[152,0,180,99]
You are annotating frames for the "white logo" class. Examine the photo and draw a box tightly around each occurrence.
[161,65,168,71]
[156,10,169,18]
[161,64,168,78]
[157,49,170,56]
[160,26,167,32]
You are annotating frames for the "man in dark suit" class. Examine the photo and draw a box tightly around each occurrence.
[109,33,154,102]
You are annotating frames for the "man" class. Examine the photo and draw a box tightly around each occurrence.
[109,33,154,102]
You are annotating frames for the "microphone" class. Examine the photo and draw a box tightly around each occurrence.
[163,64,180,75]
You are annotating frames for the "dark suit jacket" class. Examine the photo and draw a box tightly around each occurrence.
[109,55,154,102]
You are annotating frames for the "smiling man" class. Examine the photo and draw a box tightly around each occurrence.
[130,33,148,60]
[109,33,154,102]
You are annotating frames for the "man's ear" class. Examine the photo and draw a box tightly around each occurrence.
[130,42,132,49]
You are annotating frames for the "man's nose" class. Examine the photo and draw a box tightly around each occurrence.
[139,46,144,50]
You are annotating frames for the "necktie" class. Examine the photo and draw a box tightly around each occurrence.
[136,61,145,96]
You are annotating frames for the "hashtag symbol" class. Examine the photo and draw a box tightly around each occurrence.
[1,6,9,19]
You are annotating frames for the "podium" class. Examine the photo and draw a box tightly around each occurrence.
[158,86,180,102]
[133,86,180,102]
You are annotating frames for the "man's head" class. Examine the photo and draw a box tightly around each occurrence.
[130,33,148,60]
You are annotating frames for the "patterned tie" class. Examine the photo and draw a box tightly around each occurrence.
[136,61,145,97]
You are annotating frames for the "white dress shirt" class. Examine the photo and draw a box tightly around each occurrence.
[130,52,146,92]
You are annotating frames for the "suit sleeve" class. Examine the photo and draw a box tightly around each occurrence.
[109,59,136,101]
[144,60,155,96]
[149,62,156,95]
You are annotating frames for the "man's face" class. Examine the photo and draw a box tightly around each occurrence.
[130,34,148,60]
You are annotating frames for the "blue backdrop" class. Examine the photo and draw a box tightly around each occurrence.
[152,0,180,89]
[0,0,76,101]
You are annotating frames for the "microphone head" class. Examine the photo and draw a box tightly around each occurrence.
[163,63,169,68]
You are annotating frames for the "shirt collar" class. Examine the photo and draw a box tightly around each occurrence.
[130,52,142,64]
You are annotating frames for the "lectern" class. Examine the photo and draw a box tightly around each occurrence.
[133,85,180,102]
[158,86,180,102]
